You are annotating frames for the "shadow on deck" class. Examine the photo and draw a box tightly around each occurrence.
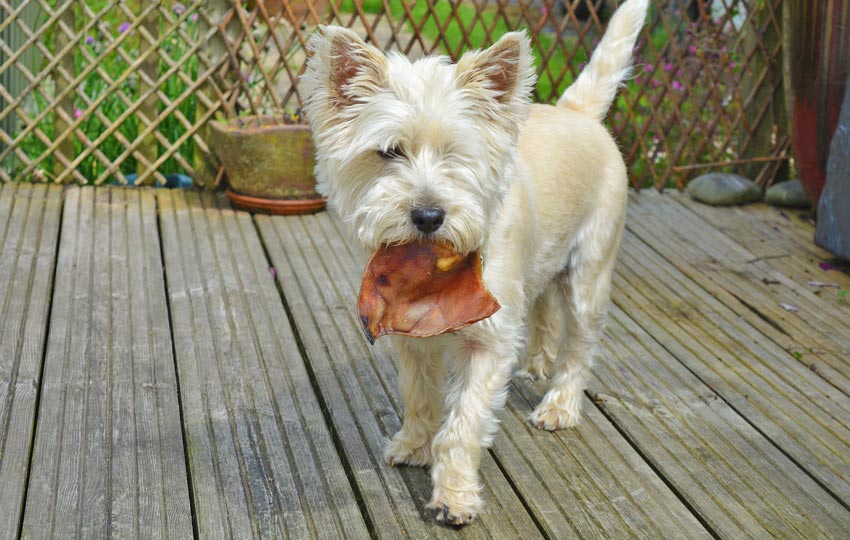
[1,183,849,539]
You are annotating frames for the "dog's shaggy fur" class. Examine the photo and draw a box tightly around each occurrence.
[302,0,648,525]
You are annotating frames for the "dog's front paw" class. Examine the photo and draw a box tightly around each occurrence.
[427,488,482,526]
[516,364,548,381]
[529,400,581,431]
[384,433,432,467]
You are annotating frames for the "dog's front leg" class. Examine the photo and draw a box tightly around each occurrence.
[385,336,444,467]
[427,327,515,525]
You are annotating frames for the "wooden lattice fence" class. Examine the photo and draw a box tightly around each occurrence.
[0,0,788,189]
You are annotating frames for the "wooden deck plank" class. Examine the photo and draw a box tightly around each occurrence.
[157,190,367,539]
[257,213,545,539]
[627,193,850,395]
[593,303,850,538]
[604,225,850,518]
[257,210,711,539]
[673,195,850,289]
[22,187,192,540]
[0,183,62,540]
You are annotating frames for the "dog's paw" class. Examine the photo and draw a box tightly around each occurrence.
[384,434,432,467]
[516,364,548,381]
[427,489,482,526]
[529,401,581,431]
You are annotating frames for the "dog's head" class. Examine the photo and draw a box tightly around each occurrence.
[301,27,535,254]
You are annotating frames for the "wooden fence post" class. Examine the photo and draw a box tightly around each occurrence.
[137,0,160,185]
[52,2,76,181]
[1,1,45,172]
[194,0,239,189]
[740,0,787,185]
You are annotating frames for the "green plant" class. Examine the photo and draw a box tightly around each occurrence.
[838,289,848,304]
[12,1,200,184]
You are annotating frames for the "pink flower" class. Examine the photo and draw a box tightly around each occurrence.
[688,44,697,54]
[74,108,83,119]
[173,2,186,15]
[191,13,198,22]
[541,6,548,14]
[578,62,585,70]
[644,63,653,72]
[729,61,737,69]
[672,80,683,91]
[651,78,661,88]
[663,62,674,72]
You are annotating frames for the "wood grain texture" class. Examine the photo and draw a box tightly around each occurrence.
[157,190,367,539]
[21,187,192,540]
[0,183,62,540]
[672,193,850,392]
[257,210,711,539]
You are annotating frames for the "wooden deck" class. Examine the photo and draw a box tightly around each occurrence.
[1,182,849,539]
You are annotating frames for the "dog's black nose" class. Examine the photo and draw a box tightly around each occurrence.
[411,207,445,234]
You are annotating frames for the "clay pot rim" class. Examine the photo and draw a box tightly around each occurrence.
[210,115,310,137]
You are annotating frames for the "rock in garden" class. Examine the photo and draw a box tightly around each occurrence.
[815,73,850,261]
[686,173,762,206]
[765,180,811,208]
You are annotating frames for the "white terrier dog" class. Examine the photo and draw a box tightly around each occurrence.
[302,0,648,525]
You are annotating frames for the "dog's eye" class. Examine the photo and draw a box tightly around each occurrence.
[376,146,403,160]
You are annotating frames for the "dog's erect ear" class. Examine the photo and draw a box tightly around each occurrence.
[455,32,535,107]
[304,26,388,109]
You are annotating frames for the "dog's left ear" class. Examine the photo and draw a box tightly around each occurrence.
[456,32,535,110]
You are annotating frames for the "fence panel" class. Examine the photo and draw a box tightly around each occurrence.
[0,1,788,189]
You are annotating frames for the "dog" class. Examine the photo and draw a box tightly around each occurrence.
[301,0,648,525]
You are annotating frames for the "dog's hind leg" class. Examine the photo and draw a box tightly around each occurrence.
[385,337,444,467]
[517,283,561,381]
[529,236,619,430]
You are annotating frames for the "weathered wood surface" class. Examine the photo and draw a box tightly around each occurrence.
[0,184,62,540]
[22,187,192,539]
[5,185,850,539]
[257,211,711,539]
[158,190,367,539]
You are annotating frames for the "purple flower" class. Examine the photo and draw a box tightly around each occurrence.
[85,35,95,45]
[729,61,737,69]
[672,80,683,91]
[541,6,548,14]
[651,78,661,88]
[173,2,186,15]
[688,44,697,54]
[74,108,83,119]
[644,63,653,72]
[118,22,131,33]
[663,62,674,72]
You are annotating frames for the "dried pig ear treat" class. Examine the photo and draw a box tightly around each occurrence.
[357,242,501,343]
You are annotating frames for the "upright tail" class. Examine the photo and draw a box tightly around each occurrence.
[557,0,649,121]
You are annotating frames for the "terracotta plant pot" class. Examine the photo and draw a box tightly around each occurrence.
[210,116,325,215]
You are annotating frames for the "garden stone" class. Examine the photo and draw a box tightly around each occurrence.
[686,173,762,206]
[815,73,850,261]
[765,180,811,208]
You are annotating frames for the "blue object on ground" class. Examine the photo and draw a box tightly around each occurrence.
[110,172,192,188]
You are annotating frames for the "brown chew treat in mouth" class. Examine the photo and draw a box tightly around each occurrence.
[358,242,501,344]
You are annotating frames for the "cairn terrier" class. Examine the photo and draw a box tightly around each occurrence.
[302,0,648,525]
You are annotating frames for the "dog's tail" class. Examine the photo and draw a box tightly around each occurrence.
[557,0,648,121]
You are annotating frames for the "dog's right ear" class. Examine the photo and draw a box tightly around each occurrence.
[303,26,388,111]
